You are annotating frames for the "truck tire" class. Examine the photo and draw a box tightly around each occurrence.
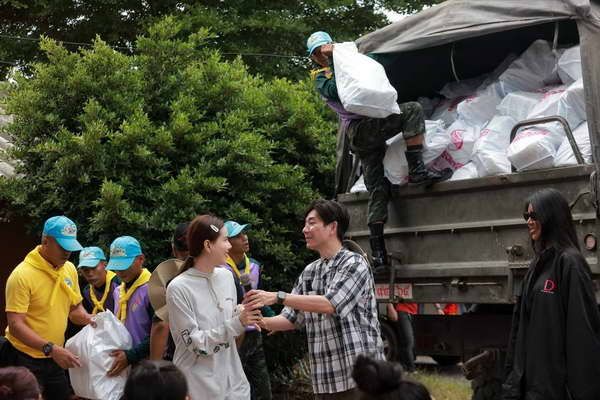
[380,321,399,361]
[431,355,461,366]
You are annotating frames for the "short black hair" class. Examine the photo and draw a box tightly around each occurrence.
[525,188,580,252]
[121,360,188,400]
[352,355,431,400]
[172,222,189,252]
[304,199,350,242]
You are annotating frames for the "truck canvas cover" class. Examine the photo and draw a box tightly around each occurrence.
[355,0,600,166]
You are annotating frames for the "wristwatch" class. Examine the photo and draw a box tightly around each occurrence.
[276,291,287,305]
[42,342,54,357]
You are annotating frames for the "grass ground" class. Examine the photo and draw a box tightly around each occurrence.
[411,369,473,400]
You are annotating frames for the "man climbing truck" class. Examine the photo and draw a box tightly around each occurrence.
[334,1,600,399]
[307,31,451,269]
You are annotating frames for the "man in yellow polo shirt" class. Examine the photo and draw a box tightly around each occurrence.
[1,215,94,400]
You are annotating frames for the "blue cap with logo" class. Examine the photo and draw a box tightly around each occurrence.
[106,236,142,271]
[43,216,83,252]
[224,221,250,238]
[78,246,107,268]
[307,31,333,56]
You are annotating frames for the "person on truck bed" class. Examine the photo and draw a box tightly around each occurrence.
[502,188,600,400]
[306,31,451,269]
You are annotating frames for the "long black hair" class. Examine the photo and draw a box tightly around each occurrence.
[525,188,580,252]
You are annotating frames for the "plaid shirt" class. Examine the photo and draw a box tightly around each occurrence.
[281,248,384,394]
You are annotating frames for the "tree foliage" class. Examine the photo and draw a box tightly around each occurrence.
[0,0,442,79]
[1,18,336,309]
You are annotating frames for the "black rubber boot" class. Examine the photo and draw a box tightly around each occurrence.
[369,223,388,271]
[405,145,453,186]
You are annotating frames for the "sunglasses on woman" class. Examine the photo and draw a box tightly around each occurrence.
[523,212,537,221]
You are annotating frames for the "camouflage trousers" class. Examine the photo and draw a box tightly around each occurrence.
[346,101,426,224]
[238,330,272,400]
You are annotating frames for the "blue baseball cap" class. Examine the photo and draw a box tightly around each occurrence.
[43,216,83,252]
[106,236,143,271]
[307,31,333,56]
[224,221,250,238]
[78,246,107,268]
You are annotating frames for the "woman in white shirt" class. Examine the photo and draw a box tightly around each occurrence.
[166,215,262,400]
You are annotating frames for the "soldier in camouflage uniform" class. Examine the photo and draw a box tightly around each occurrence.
[307,31,451,268]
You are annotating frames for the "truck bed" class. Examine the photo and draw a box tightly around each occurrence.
[338,164,598,304]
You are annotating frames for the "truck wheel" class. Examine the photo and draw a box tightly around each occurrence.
[431,355,461,366]
[380,321,399,361]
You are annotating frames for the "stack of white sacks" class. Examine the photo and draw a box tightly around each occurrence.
[351,40,592,193]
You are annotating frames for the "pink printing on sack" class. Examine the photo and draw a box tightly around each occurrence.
[450,129,465,150]
[479,128,491,138]
[541,88,565,99]
[434,150,464,170]
[514,128,549,142]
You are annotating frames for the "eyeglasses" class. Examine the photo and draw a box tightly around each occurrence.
[523,212,537,222]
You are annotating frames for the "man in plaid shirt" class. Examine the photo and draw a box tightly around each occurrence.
[244,199,384,399]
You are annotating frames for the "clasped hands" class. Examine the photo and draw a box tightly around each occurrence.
[242,289,277,332]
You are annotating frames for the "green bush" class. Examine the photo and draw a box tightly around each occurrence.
[1,17,337,376]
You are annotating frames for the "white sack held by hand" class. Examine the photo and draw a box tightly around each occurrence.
[66,311,133,400]
[333,42,400,118]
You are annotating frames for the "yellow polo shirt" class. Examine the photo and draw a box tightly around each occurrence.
[5,246,82,358]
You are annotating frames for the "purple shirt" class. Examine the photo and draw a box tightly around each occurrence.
[325,99,364,134]
[113,283,152,347]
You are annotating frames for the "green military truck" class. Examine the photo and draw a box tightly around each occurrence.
[337,1,600,398]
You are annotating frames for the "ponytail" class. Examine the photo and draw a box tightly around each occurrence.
[178,255,195,277]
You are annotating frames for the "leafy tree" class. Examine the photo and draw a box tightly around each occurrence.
[0,0,442,79]
[0,17,337,372]
[390,0,443,14]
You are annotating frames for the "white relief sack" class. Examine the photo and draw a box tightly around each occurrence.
[66,311,133,400]
[507,123,564,171]
[456,84,502,126]
[497,91,544,122]
[527,80,585,130]
[558,45,582,85]
[422,119,450,165]
[430,98,463,127]
[449,162,479,181]
[383,135,409,186]
[472,115,516,176]
[557,78,586,129]
[350,175,367,193]
[496,40,561,96]
[333,42,400,118]
[554,122,593,166]
[429,120,479,171]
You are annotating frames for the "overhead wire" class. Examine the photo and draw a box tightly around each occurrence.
[0,33,301,59]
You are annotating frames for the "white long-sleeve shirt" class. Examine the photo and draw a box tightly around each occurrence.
[166,267,249,400]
